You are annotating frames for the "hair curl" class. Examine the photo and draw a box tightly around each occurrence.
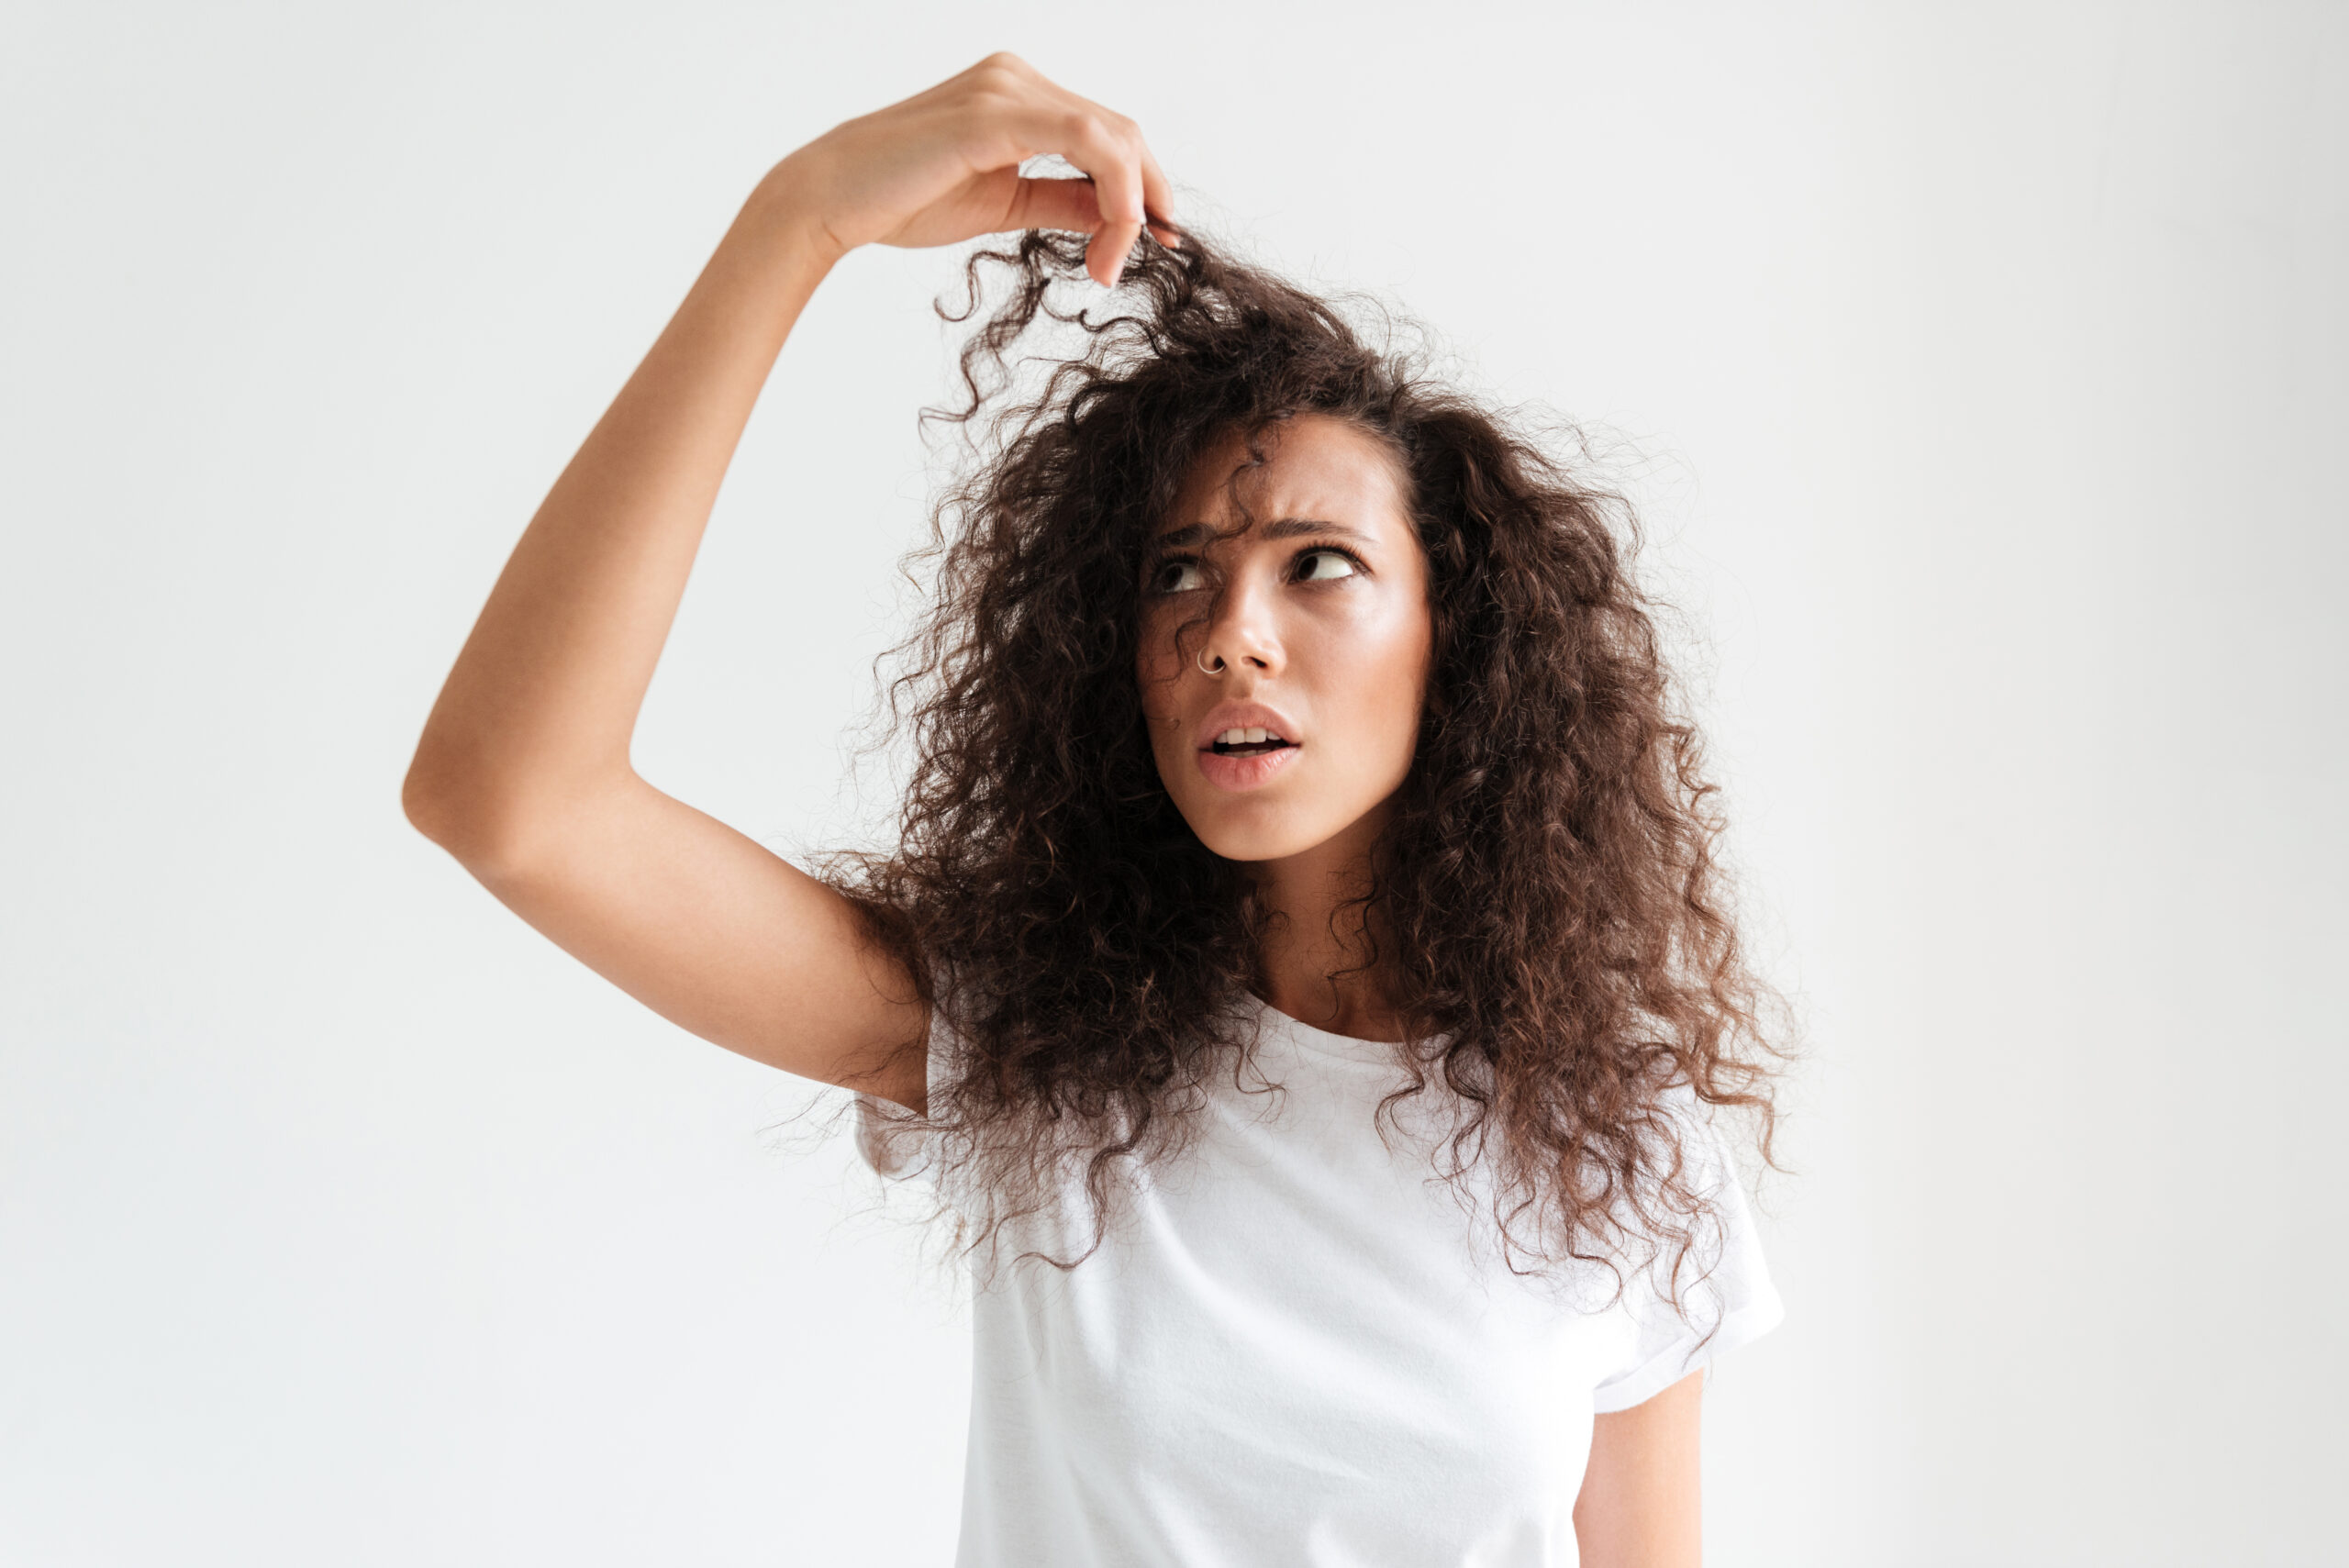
[825,226,1787,1311]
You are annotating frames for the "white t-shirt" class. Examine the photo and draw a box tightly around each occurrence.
[854,988,1782,1568]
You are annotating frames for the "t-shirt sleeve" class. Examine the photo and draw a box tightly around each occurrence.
[1588,1095,1785,1415]
[850,973,958,1184]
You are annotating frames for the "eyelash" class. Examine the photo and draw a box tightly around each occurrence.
[1147,543,1369,594]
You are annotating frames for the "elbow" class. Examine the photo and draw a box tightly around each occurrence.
[400,740,520,869]
[401,738,624,879]
[401,747,476,853]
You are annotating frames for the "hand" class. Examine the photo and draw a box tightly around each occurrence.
[767,52,1178,288]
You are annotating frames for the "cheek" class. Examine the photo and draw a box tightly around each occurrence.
[1327,603,1433,738]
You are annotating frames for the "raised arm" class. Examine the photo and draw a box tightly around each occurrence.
[400,55,1175,1113]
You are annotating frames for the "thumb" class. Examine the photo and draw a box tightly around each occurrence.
[1006,174,1111,239]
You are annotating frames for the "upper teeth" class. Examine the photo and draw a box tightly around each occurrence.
[1219,727,1279,746]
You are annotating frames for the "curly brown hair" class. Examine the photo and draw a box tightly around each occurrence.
[827,226,1787,1307]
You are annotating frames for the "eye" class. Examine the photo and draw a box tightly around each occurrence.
[1293,547,1362,583]
[1149,557,1206,594]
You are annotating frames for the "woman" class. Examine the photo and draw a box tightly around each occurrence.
[404,53,1786,1567]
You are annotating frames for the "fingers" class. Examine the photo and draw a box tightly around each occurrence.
[1007,172,1182,261]
[1137,144,1180,250]
[1008,175,1110,237]
[982,58,1173,284]
[1049,109,1146,286]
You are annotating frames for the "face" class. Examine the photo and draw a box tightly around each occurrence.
[1137,414,1435,868]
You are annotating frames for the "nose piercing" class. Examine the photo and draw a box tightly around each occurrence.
[1197,648,1226,676]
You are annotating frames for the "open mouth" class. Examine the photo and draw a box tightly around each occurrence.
[1208,728,1297,758]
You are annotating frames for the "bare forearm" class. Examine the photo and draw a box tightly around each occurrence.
[404,170,841,848]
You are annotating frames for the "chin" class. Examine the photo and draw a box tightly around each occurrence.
[1182,804,1353,866]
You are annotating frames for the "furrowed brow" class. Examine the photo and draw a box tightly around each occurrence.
[1151,517,1370,550]
[1152,522,1215,550]
[1263,517,1371,542]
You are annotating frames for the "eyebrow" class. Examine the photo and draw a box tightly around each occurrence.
[1150,517,1375,551]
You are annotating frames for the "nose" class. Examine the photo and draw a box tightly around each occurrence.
[1197,570,1283,678]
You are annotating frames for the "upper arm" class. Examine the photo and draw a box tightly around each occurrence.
[1572,1368,1704,1568]
[406,770,931,1113]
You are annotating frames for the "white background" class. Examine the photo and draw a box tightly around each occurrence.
[5,2,2343,1562]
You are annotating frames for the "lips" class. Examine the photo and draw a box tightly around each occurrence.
[1192,700,1301,755]
[1192,699,1301,793]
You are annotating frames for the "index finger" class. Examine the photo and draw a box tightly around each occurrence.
[1138,140,1179,249]
[1046,84,1174,272]
[1066,92,1176,249]
[1019,105,1146,285]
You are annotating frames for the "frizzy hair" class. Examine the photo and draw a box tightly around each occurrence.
[822,224,1787,1309]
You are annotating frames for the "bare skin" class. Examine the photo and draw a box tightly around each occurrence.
[400,52,1700,1564]
[1579,1370,1706,1564]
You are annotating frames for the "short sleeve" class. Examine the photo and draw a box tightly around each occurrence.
[851,973,958,1184]
[1588,1096,1784,1415]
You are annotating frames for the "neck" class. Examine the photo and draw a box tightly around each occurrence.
[1243,802,1411,1043]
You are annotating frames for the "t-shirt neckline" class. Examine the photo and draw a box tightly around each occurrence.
[1245,990,1432,1062]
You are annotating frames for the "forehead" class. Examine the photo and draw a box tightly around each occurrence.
[1160,415,1411,541]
